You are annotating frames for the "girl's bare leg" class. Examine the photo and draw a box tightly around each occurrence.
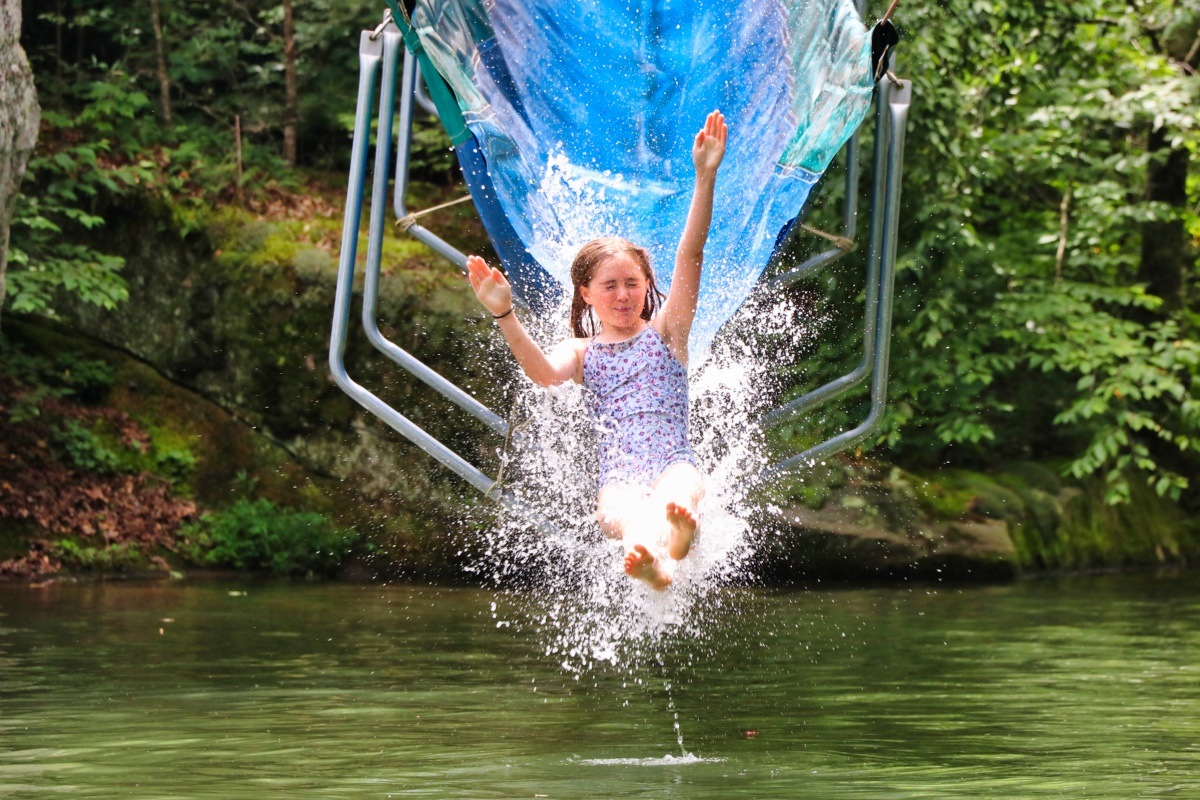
[596,484,671,590]
[652,463,706,561]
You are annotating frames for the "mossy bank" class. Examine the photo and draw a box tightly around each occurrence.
[4,188,1197,583]
[2,185,506,580]
[760,461,1199,582]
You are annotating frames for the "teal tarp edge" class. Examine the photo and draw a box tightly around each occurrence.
[381,0,471,145]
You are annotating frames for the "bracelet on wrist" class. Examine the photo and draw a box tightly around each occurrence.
[492,307,514,320]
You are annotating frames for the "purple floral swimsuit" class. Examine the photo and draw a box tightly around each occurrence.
[582,326,697,489]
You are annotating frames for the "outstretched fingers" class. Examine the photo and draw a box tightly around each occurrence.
[465,254,513,315]
[693,110,727,173]
[466,254,487,290]
[705,109,727,142]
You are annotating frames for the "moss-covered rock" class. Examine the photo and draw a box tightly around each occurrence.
[0,0,40,317]
[760,460,1199,581]
[28,188,510,579]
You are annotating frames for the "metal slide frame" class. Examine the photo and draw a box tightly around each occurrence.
[329,14,911,502]
[761,76,912,475]
[329,29,514,504]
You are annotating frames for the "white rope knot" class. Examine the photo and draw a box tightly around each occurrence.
[800,223,856,253]
[395,194,474,232]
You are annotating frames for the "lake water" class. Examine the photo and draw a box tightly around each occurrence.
[0,573,1197,798]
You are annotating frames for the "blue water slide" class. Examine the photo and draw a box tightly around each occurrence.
[406,0,875,359]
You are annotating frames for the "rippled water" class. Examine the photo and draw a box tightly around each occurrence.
[0,573,1197,798]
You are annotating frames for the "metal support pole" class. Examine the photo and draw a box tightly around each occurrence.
[414,70,439,119]
[761,77,892,428]
[331,28,559,539]
[767,130,863,288]
[329,30,499,495]
[361,29,508,436]
[763,78,911,476]
[393,47,468,268]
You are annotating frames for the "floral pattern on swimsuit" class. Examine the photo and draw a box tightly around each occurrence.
[582,326,697,489]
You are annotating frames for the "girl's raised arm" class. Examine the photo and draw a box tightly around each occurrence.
[466,255,579,387]
[658,111,727,356]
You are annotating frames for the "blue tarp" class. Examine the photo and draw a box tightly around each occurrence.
[410,0,875,359]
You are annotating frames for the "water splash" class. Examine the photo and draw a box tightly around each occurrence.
[462,155,826,678]
[577,753,723,766]
[465,288,821,676]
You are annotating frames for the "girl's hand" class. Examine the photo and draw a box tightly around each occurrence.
[692,110,727,178]
[466,254,514,316]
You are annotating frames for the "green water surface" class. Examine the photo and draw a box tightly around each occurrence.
[0,573,1197,798]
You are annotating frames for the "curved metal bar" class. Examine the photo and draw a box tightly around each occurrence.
[361,31,508,436]
[329,31,498,495]
[764,78,911,476]
[414,69,440,119]
[842,132,862,242]
[393,47,468,268]
[761,77,893,428]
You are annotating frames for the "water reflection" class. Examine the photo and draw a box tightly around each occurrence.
[0,573,1196,798]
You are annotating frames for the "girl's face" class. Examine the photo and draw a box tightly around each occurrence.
[578,253,649,332]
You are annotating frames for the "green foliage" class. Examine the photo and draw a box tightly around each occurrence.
[51,539,146,572]
[15,0,1200,516]
[46,417,200,486]
[181,499,358,576]
[52,351,116,402]
[409,120,457,183]
[151,440,199,485]
[51,420,123,474]
[7,103,136,316]
[1,340,114,420]
[1,339,200,486]
[841,0,1200,505]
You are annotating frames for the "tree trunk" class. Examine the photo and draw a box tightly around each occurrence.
[1136,12,1199,316]
[149,0,172,127]
[1138,127,1188,314]
[54,0,63,95]
[282,0,297,167]
[0,0,42,329]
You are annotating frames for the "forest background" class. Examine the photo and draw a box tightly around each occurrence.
[2,0,1199,580]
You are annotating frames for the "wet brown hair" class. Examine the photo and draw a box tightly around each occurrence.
[569,236,665,338]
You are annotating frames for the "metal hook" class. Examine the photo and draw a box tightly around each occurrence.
[370,8,394,40]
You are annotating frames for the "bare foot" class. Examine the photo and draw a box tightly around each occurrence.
[665,502,698,560]
[623,544,671,590]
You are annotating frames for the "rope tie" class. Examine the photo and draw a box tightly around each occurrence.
[800,223,855,253]
[874,46,891,81]
[396,194,474,232]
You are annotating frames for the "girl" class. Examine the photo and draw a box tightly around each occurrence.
[467,110,727,590]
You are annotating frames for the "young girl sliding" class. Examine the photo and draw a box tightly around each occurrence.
[467,111,727,590]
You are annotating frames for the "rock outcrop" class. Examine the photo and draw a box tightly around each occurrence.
[0,0,41,321]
